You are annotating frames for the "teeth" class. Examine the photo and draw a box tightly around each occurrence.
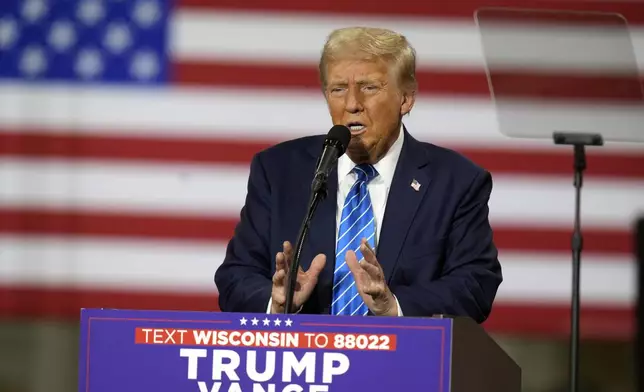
[349,125,365,131]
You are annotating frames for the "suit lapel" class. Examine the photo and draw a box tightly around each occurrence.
[293,137,337,313]
[310,163,338,303]
[377,129,432,283]
[290,136,338,272]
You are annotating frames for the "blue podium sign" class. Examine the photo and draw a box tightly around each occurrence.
[78,308,453,392]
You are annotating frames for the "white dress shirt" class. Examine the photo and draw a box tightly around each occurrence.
[335,123,404,248]
[268,124,405,316]
[335,124,404,316]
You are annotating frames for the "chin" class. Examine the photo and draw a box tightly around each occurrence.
[346,139,374,163]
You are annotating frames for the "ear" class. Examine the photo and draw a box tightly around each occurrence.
[400,89,416,116]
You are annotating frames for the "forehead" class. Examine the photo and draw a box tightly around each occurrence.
[326,59,391,83]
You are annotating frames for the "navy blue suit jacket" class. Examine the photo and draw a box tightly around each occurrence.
[214,128,502,323]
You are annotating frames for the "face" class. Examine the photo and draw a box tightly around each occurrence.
[324,59,415,164]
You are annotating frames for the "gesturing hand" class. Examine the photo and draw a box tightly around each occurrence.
[346,238,398,317]
[271,241,326,314]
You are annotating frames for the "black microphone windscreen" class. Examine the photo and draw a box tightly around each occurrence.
[327,125,351,154]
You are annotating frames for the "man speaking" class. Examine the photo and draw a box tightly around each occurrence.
[214,26,502,322]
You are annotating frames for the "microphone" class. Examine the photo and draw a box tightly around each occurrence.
[311,125,351,196]
[283,125,351,314]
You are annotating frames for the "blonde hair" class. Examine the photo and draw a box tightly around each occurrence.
[318,26,417,93]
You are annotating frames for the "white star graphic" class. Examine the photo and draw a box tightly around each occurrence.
[240,317,247,326]
[274,318,282,326]
[48,20,76,53]
[0,17,18,50]
[251,317,259,326]
[133,0,161,27]
[129,50,159,81]
[285,318,293,327]
[262,318,270,326]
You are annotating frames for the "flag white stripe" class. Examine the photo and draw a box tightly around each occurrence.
[0,236,634,304]
[172,10,644,71]
[0,237,222,292]
[1,159,642,228]
[1,84,643,151]
[496,253,636,304]
[0,159,644,228]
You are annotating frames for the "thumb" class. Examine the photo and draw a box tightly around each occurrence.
[307,254,326,277]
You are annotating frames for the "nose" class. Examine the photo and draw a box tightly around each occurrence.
[344,86,363,114]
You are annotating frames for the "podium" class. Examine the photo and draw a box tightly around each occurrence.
[78,308,521,392]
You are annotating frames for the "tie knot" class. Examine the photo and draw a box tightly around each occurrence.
[352,164,378,183]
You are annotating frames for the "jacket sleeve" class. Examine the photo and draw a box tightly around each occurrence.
[393,169,503,323]
[214,152,274,313]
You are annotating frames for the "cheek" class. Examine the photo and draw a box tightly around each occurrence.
[327,98,344,113]
[327,102,343,118]
[369,101,400,126]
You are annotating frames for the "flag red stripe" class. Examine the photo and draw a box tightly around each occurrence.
[487,72,644,102]
[0,285,633,340]
[176,0,644,24]
[173,62,492,96]
[0,286,220,319]
[0,208,631,254]
[173,61,644,102]
[0,131,271,165]
[483,303,634,340]
[2,132,643,179]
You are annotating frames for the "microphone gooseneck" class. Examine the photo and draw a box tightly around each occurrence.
[283,125,351,314]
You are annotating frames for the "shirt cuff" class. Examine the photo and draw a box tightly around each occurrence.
[267,298,303,314]
[394,295,403,316]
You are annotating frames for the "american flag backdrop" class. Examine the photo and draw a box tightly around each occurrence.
[0,0,643,341]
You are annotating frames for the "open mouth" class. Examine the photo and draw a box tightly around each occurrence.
[346,122,367,135]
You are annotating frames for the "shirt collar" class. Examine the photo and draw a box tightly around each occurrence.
[337,123,405,187]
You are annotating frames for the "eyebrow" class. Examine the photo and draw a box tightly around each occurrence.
[328,79,383,86]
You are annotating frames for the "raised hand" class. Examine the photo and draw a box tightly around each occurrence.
[270,241,326,314]
[346,238,398,317]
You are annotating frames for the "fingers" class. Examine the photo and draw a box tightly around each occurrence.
[276,240,294,275]
[356,239,382,278]
[275,250,287,272]
[271,266,287,313]
[346,250,377,297]
[308,254,327,277]
[346,241,386,298]
[345,250,365,285]
[283,241,293,268]
[272,286,285,305]
[272,268,286,286]
[360,239,378,266]
[358,257,381,279]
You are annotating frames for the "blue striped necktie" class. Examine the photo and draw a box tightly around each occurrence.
[331,163,378,316]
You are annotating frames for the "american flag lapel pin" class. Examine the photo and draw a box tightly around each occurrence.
[411,179,421,191]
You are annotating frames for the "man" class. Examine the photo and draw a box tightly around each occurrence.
[214,26,502,322]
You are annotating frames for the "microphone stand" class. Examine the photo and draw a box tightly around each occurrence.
[552,131,603,392]
[283,174,328,314]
